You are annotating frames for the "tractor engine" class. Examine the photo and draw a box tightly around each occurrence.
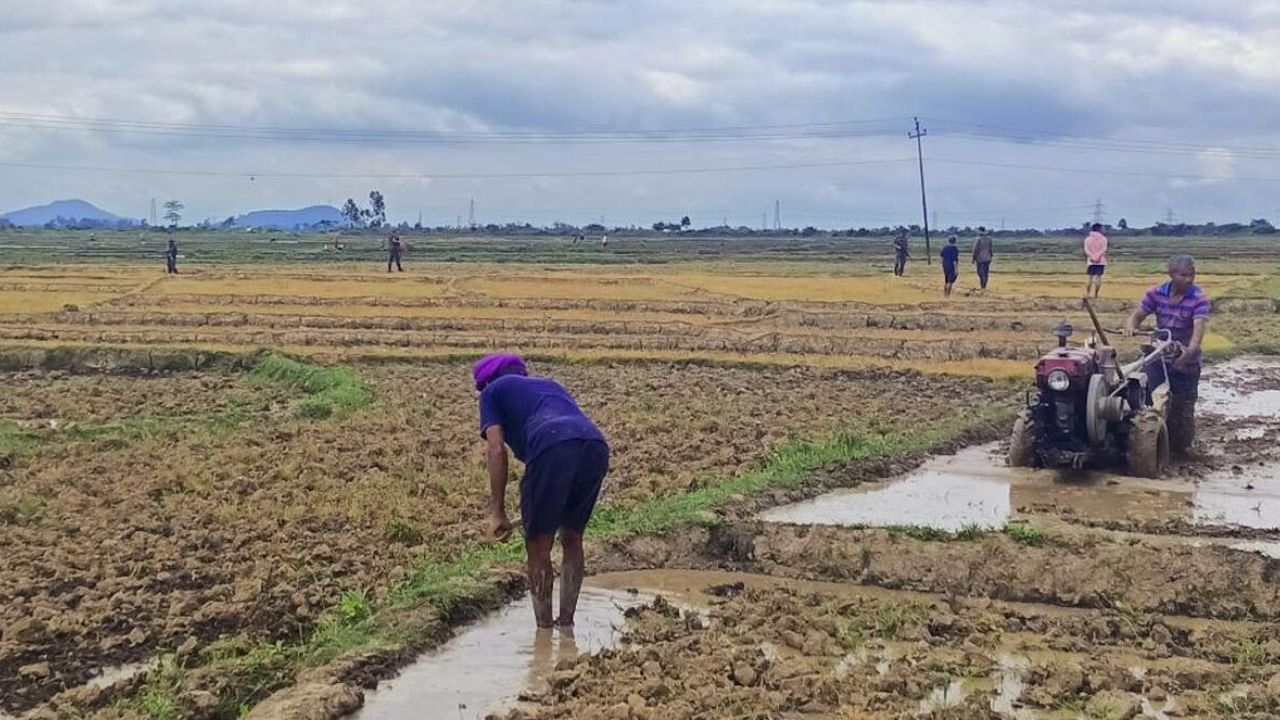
[1030,323,1099,466]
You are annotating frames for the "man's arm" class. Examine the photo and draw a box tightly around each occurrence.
[484,425,513,541]
[1123,308,1150,335]
[1175,317,1208,369]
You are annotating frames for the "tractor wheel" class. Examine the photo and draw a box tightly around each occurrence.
[1008,409,1038,468]
[1127,409,1170,478]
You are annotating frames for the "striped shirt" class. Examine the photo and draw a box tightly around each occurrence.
[1140,281,1211,363]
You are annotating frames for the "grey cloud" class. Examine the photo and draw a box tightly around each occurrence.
[2,0,1279,227]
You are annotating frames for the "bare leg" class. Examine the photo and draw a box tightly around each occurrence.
[557,530,585,627]
[526,533,556,628]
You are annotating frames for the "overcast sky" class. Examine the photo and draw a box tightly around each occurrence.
[3,0,1280,229]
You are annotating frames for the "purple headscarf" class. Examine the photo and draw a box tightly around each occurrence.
[473,353,528,391]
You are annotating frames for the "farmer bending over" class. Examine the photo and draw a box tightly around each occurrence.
[475,353,609,629]
[1123,254,1210,454]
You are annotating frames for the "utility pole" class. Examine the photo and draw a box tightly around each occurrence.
[773,200,781,230]
[909,117,932,264]
[1092,198,1105,225]
[468,198,475,229]
[1165,208,1176,225]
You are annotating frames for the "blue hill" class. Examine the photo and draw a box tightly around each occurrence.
[1,199,137,227]
[234,205,343,229]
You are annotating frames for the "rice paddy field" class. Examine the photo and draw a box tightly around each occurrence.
[1,230,1279,719]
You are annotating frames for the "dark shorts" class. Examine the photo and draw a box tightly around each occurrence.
[943,264,958,284]
[1087,265,1106,276]
[1145,359,1201,401]
[520,439,609,537]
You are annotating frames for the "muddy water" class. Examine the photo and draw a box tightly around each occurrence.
[354,587,657,720]
[759,442,1193,529]
[1199,356,1280,420]
[763,356,1280,534]
[356,569,945,720]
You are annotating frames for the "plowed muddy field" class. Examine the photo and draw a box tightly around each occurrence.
[2,238,1278,719]
[0,361,1008,716]
[344,359,1280,720]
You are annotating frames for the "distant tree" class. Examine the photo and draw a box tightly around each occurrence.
[1117,217,1128,230]
[368,190,386,228]
[162,200,184,227]
[680,215,691,229]
[341,198,363,227]
[801,226,818,237]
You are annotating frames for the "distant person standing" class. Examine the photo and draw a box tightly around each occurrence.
[972,226,993,292]
[165,238,179,275]
[601,234,608,247]
[892,227,911,277]
[941,235,960,297]
[387,232,404,272]
[1084,223,1109,298]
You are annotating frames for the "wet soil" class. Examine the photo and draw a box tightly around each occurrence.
[352,359,1280,720]
[0,362,1003,714]
[503,571,1280,720]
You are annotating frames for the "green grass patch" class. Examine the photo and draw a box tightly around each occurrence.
[247,354,372,419]
[117,656,184,720]
[1229,638,1270,667]
[883,523,992,542]
[1002,521,1049,546]
[0,420,40,458]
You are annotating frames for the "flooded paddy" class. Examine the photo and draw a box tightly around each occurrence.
[347,358,1280,720]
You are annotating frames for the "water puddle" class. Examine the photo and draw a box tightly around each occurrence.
[1192,463,1280,530]
[760,444,1012,530]
[918,678,967,712]
[356,578,706,720]
[759,443,1190,531]
[1199,357,1280,420]
[761,356,1280,534]
[1227,540,1280,559]
[87,662,146,689]
[990,653,1032,718]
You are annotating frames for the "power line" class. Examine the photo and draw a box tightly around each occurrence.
[0,157,914,180]
[0,112,909,145]
[927,117,1280,161]
[929,157,1280,183]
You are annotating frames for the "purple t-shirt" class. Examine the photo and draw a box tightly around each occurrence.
[479,375,605,463]
[1140,281,1211,365]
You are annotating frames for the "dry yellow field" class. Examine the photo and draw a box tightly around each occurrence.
[0,262,1262,377]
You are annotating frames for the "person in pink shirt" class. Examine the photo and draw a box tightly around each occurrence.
[1083,223,1109,298]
